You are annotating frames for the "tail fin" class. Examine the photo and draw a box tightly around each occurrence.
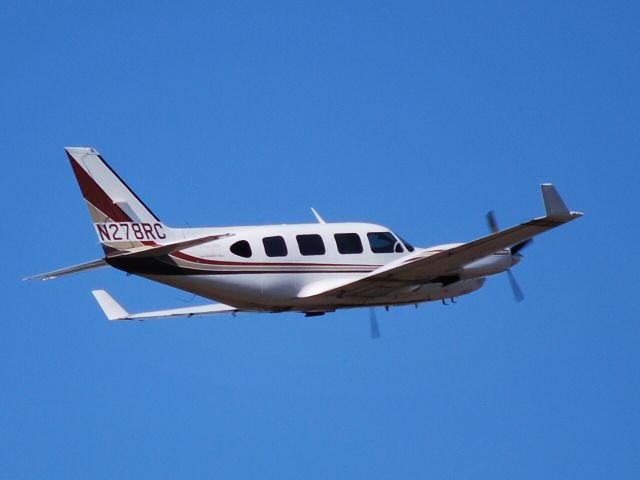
[65,147,174,252]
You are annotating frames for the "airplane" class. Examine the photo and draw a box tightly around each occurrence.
[27,147,582,337]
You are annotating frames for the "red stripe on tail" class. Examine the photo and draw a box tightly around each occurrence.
[67,151,132,222]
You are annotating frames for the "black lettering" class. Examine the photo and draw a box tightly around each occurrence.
[131,223,144,240]
[109,223,122,240]
[142,223,155,239]
[97,224,110,241]
[154,223,166,239]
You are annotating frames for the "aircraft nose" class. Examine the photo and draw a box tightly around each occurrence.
[511,252,523,267]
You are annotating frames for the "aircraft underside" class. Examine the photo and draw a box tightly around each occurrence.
[140,273,486,312]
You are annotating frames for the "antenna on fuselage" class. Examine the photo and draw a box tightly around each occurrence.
[310,207,326,224]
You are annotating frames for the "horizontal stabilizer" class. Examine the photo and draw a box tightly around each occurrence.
[25,259,108,281]
[91,289,241,320]
[26,234,231,281]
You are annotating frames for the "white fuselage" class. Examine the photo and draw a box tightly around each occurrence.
[119,222,514,313]
[47,148,581,321]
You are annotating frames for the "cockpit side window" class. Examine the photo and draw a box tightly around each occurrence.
[400,236,415,252]
[230,240,252,258]
[367,232,399,253]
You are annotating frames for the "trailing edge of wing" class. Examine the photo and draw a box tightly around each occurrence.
[25,259,108,281]
[91,289,241,320]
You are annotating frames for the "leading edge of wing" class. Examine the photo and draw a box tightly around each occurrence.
[91,289,241,320]
[299,184,583,299]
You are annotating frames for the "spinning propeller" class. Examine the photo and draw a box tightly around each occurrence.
[369,308,380,339]
[365,210,534,338]
[486,210,532,303]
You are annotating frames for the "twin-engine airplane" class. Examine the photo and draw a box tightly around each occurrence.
[28,147,582,332]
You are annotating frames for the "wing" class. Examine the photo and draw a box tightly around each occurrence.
[299,184,583,300]
[92,290,241,320]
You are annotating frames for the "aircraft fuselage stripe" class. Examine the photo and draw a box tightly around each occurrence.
[106,256,377,276]
[170,251,380,268]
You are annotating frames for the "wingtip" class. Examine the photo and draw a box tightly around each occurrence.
[540,183,572,219]
[91,289,129,321]
[23,274,52,281]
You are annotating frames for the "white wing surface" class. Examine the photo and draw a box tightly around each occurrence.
[299,184,582,300]
[92,290,241,320]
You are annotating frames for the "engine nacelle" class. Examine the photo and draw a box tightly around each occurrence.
[460,249,512,278]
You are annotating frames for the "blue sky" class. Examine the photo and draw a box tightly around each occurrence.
[2,1,639,478]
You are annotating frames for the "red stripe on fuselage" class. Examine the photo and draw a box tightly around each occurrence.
[171,250,380,268]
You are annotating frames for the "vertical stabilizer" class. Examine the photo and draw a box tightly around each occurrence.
[65,147,174,252]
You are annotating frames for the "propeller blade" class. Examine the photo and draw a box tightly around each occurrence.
[369,308,380,339]
[511,239,533,255]
[486,210,499,233]
[506,269,525,303]
[486,210,527,303]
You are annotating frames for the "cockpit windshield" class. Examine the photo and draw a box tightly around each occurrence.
[367,231,407,254]
[367,231,415,254]
[399,236,415,252]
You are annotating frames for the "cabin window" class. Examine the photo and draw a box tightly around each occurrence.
[334,233,363,254]
[230,240,252,258]
[296,234,326,256]
[263,236,288,257]
[367,232,399,253]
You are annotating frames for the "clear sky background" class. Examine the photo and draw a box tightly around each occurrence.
[2,1,638,478]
